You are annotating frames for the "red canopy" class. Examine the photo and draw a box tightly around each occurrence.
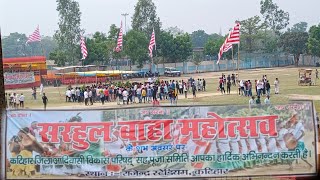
[3,56,46,64]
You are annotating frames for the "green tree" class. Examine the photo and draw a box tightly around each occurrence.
[85,32,112,65]
[190,30,210,47]
[307,24,320,58]
[279,32,309,66]
[288,22,308,32]
[2,33,57,58]
[192,51,203,72]
[49,49,68,66]
[2,33,28,57]
[240,16,265,52]
[260,0,290,34]
[108,24,120,41]
[165,26,184,37]
[132,0,161,36]
[172,33,193,63]
[204,38,224,57]
[124,30,148,69]
[157,30,175,63]
[54,0,83,65]
[41,36,58,58]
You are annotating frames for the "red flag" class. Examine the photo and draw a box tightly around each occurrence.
[115,21,123,52]
[217,23,240,64]
[80,36,88,60]
[26,26,41,44]
[148,28,156,57]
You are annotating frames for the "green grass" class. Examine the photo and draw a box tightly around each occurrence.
[5,67,320,113]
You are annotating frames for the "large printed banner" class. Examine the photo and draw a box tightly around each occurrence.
[5,102,318,179]
[4,72,35,85]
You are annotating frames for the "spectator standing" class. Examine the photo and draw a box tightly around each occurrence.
[202,79,206,91]
[183,83,188,98]
[265,80,271,96]
[192,83,196,98]
[89,89,93,105]
[227,81,231,94]
[122,89,128,105]
[71,88,76,102]
[19,93,25,108]
[256,96,261,105]
[84,90,89,106]
[274,78,280,94]
[42,93,48,110]
[264,95,271,105]
[249,96,255,109]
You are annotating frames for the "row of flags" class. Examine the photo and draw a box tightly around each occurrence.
[114,21,156,58]
[26,22,240,63]
[26,25,89,60]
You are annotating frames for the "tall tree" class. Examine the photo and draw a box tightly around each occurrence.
[165,26,184,37]
[107,24,120,41]
[124,30,149,69]
[132,0,161,36]
[192,51,204,72]
[307,24,320,58]
[260,0,290,34]
[288,22,308,33]
[190,30,210,47]
[204,38,224,57]
[54,0,82,65]
[279,31,308,66]
[157,30,175,63]
[240,16,265,52]
[2,33,57,58]
[2,33,28,57]
[172,33,193,63]
[85,32,112,65]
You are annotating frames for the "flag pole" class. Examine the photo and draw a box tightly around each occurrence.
[232,45,234,72]
[237,43,240,73]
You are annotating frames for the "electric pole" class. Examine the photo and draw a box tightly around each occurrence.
[121,13,129,34]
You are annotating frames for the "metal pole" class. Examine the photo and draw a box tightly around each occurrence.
[237,43,240,72]
[232,46,234,72]
[121,13,129,34]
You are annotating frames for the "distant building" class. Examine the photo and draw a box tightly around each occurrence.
[46,60,57,70]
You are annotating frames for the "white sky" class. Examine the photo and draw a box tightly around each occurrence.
[0,0,319,36]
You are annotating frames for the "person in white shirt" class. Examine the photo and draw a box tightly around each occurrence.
[264,95,271,105]
[122,89,128,105]
[274,78,279,94]
[71,88,75,102]
[249,96,255,109]
[40,84,44,95]
[88,89,93,105]
[84,90,89,106]
[19,93,25,108]
[239,80,244,95]
[15,94,20,109]
[75,88,80,102]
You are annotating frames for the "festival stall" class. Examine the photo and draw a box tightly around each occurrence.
[3,56,47,89]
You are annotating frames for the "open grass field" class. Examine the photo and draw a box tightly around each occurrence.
[5,67,320,113]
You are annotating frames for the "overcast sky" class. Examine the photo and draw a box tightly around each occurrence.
[0,0,319,37]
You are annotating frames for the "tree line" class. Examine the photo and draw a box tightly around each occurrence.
[2,0,320,67]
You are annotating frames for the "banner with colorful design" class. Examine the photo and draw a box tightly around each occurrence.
[4,101,318,179]
[4,72,35,85]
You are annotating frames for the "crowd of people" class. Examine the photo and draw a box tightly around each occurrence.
[216,73,280,108]
[63,77,207,107]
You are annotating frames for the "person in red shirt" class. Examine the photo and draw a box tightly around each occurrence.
[104,88,109,102]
